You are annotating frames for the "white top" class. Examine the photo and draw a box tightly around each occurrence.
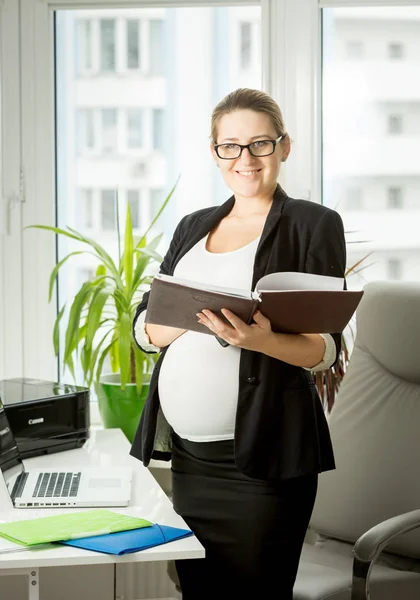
[134,237,337,442]
[158,234,261,442]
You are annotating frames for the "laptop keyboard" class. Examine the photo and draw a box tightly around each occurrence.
[33,472,82,498]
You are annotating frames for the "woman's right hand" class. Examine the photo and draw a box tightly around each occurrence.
[145,323,187,348]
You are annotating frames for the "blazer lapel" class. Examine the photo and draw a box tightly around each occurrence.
[251,184,288,288]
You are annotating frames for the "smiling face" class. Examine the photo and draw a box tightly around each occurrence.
[211,109,290,204]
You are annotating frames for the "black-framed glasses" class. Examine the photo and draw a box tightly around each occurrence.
[214,135,285,160]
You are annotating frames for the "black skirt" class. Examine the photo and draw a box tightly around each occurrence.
[171,433,317,600]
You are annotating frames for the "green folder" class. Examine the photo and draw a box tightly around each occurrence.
[0,510,152,546]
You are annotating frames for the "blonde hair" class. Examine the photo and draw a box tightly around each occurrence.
[210,88,287,144]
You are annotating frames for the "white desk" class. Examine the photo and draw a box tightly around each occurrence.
[0,429,204,600]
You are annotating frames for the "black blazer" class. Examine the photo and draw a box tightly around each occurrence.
[130,185,346,480]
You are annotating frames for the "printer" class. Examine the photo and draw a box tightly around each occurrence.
[0,377,90,459]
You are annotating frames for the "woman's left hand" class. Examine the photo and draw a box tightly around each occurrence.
[197,309,274,351]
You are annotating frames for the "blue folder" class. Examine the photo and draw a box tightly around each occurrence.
[60,524,193,555]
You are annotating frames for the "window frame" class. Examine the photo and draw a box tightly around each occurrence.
[0,0,328,389]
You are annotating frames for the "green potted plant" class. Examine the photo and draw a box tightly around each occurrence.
[28,180,178,442]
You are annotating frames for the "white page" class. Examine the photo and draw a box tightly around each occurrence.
[156,273,253,299]
[256,271,345,292]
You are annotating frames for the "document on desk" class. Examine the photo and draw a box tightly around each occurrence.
[0,535,52,554]
[0,509,152,546]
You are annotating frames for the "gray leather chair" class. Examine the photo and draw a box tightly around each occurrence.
[294,280,420,600]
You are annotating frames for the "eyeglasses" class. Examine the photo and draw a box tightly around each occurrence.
[213,135,285,160]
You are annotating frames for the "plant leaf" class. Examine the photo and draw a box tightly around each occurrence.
[118,312,132,390]
[64,281,93,365]
[53,304,66,356]
[122,201,134,292]
[48,251,85,302]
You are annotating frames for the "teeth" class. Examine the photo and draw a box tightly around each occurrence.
[238,171,258,176]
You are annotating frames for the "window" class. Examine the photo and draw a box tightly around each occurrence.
[388,114,403,135]
[126,20,140,69]
[388,43,404,60]
[240,22,252,69]
[126,110,143,149]
[346,41,364,60]
[387,187,403,209]
[77,108,95,153]
[153,109,164,151]
[55,6,262,387]
[101,109,117,154]
[127,190,141,229]
[387,258,402,280]
[100,19,116,72]
[149,20,164,76]
[101,189,116,230]
[322,7,420,287]
[77,19,92,72]
[346,187,363,210]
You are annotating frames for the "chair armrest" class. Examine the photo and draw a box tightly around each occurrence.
[351,509,420,600]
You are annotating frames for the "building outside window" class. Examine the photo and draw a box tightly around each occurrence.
[346,41,364,59]
[127,189,141,229]
[240,22,252,69]
[126,19,140,69]
[387,258,402,280]
[149,20,164,75]
[346,187,363,210]
[387,186,403,209]
[77,108,95,153]
[388,114,403,135]
[55,6,262,387]
[100,19,116,72]
[77,19,93,72]
[101,108,118,154]
[80,189,94,229]
[388,42,404,60]
[322,7,420,290]
[101,189,116,230]
[126,109,143,149]
[153,109,164,151]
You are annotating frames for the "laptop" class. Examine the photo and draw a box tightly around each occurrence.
[0,401,133,508]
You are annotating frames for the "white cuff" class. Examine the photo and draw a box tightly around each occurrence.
[134,311,160,353]
[304,334,337,372]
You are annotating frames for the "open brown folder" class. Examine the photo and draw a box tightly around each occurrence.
[144,272,364,335]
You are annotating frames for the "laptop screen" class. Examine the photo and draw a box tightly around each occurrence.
[0,399,24,491]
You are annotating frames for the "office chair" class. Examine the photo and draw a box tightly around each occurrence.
[294,280,420,600]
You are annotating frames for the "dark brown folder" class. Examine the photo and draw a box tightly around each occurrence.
[144,274,364,335]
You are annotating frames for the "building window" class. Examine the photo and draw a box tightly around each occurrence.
[126,110,143,149]
[79,189,94,229]
[388,114,403,135]
[240,22,252,69]
[101,109,117,154]
[153,109,164,150]
[346,41,364,59]
[388,43,404,60]
[77,108,95,153]
[149,20,164,75]
[127,190,141,229]
[387,186,403,209]
[387,258,402,280]
[77,19,92,72]
[126,20,140,69]
[100,19,116,72]
[101,189,116,230]
[346,187,363,210]
[150,188,164,220]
